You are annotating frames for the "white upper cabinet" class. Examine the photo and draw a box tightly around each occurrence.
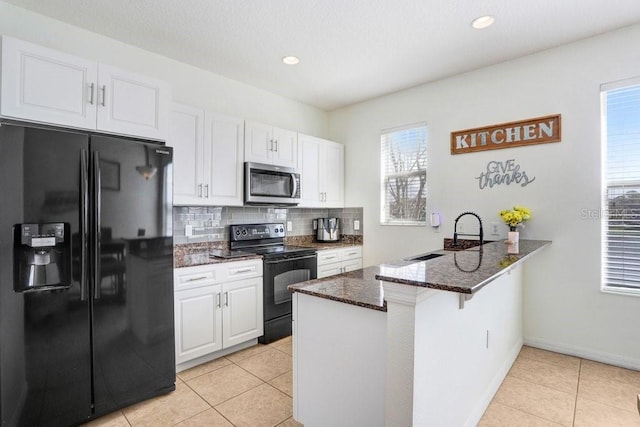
[170,103,244,206]
[204,112,244,206]
[95,63,168,140]
[0,36,169,140]
[322,139,344,207]
[298,133,344,208]
[170,104,205,204]
[244,120,298,168]
[1,36,98,129]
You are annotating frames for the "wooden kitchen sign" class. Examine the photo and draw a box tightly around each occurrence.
[451,114,561,155]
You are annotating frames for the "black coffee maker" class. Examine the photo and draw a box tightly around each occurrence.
[13,223,71,292]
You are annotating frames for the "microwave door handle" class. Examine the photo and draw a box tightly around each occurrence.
[290,173,297,198]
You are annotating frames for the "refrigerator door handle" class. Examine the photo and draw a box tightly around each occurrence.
[80,149,89,301]
[92,151,102,300]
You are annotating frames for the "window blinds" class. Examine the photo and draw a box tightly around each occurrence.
[380,123,427,225]
[603,82,640,291]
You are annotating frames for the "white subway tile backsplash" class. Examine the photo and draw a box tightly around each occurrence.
[172,206,363,243]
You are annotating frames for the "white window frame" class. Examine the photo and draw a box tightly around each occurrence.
[601,76,640,297]
[380,122,427,226]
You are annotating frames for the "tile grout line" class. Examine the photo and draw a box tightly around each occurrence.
[572,359,582,427]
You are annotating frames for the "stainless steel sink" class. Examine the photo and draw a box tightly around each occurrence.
[404,253,445,262]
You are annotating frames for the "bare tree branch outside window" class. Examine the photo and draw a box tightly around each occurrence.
[381,124,427,225]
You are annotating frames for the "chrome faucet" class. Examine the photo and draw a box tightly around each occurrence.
[453,212,484,247]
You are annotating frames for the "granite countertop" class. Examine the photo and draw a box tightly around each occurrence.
[174,236,363,268]
[288,239,551,311]
[289,266,386,312]
[376,239,551,294]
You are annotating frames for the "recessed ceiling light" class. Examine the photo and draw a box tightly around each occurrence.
[471,15,495,30]
[282,56,300,65]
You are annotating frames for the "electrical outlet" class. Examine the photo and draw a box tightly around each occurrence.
[458,222,464,232]
[491,222,499,235]
[354,220,360,231]
[287,221,293,232]
[185,225,193,237]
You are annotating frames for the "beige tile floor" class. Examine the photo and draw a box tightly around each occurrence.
[86,341,640,427]
[479,346,640,426]
[85,336,300,427]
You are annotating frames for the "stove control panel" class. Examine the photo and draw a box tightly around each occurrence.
[230,223,285,241]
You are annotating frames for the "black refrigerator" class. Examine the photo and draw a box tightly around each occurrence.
[0,122,175,426]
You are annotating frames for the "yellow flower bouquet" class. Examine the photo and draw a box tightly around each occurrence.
[499,205,532,231]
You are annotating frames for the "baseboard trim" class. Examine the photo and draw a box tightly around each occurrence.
[524,336,640,370]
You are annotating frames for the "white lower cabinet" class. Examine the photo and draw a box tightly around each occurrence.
[174,260,263,365]
[317,246,362,279]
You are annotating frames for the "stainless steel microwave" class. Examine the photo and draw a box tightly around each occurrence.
[245,162,301,205]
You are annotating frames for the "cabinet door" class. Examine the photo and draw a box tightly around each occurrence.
[170,104,205,205]
[244,120,273,164]
[342,259,362,274]
[322,140,344,207]
[272,127,298,168]
[175,285,222,364]
[96,63,169,140]
[1,36,98,129]
[205,112,244,206]
[297,134,322,207]
[317,263,343,279]
[222,277,263,348]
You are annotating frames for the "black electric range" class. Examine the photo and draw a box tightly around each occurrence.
[229,223,317,343]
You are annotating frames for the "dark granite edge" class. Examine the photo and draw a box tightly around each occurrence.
[293,287,387,312]
[467,241,552,293]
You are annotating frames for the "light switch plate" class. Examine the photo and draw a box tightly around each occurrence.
[287,221,293,232]
[354,220,360,230]
[491,222,499,235]
[185,225,193,237]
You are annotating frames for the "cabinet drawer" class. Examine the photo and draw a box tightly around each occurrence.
[341,247,362,261]
[223,260,263,281]
[174,265,219,291]
[317,249,342,266]
[174,259,263,291]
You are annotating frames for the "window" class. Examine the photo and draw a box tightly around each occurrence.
[380,123,427,225]
[602,78,640,294]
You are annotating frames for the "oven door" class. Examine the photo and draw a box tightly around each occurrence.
[263,254,317,321]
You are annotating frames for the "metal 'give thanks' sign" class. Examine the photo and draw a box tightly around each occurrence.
[451,114,561,155]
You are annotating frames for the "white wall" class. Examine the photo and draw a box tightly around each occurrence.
[0,1,328,137]
[329,25,640,367]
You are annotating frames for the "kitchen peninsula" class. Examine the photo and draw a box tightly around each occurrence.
[289,240,550,427]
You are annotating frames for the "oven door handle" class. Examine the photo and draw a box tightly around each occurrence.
[265,254,316,265]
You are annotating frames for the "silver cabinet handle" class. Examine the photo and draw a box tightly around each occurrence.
[324,255,338,260]
[198,184,203,197]
[269,139,274,152]
[274,139,278,152]
[224,291,229,307]
[232,268,253,274]
[88,83,95,105]
[100,85,106,106]
[216,292,221,308]
[204,184,209,198]
[186,275,208,282]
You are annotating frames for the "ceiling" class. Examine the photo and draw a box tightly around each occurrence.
[6,0,640,111]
